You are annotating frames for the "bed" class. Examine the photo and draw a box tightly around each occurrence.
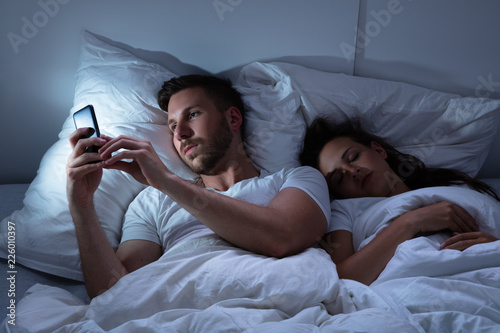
[1,27,500,332]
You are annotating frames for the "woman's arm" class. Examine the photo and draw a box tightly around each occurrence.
[323,220,415,285]
[323,201,479,285]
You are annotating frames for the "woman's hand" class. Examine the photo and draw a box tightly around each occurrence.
[440,232,499,250]
[401,201,478,236]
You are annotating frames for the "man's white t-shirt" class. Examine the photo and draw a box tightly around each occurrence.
[121,166,331,253]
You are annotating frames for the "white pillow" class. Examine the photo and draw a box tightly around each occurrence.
[236,62,500,177]
[0,31,196,281]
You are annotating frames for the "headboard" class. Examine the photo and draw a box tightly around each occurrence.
[1,0,499,184]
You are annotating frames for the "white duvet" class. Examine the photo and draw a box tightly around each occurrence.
[2,241,418,333]
[3,187,500,332]
[364,187,500,332]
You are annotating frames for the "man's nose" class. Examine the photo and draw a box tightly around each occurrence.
[174,122,193,141]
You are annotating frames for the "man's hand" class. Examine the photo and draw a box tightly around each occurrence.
[66,129,163,299]
[66,128,110,207]
[98,135,171,189]
[440,232,499,251]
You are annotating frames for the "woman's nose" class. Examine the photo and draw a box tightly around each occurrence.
[344,165,361,179]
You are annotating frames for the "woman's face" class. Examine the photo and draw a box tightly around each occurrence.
[317,137,408,199]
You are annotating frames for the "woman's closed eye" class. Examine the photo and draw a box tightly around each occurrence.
[347,151,359,162]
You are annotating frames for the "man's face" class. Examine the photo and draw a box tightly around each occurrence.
[167,87,233,175]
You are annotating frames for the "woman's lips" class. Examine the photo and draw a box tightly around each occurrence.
[361,172,372,189]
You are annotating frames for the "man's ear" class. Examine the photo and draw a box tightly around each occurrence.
[226,106,243,133]
[370,141,388,159]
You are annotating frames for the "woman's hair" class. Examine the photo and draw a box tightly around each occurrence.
[300,117,500,201]
[157,74,246,134]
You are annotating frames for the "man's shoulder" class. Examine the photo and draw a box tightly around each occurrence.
[274,165,324,179]
[134,185,163,199]
[258,166,325,190]
[130,185,175,207]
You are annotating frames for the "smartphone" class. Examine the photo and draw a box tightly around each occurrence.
[73,104,101,153]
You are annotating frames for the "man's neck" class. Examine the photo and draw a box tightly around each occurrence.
[200,155,259,191]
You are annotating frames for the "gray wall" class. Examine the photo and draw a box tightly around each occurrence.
[1,0,499,184]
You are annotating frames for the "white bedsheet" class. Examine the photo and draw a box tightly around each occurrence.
[2,239,420,332]
[366,187,500,332]
[3,186,500,332]
[372,241,500,332]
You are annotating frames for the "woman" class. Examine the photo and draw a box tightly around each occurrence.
[300,117,499,285]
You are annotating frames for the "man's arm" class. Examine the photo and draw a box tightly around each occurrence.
[67,129,161,298]
[71,202,161,297]
[99,136,328,257]
[164,181,327,258]
[117,240,162,273]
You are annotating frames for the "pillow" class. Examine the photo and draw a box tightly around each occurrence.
[0,31,196,281]
[236,62,500,177]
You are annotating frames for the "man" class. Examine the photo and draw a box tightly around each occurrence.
[66,75,330,298]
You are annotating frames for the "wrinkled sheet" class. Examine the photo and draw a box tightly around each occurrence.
[363,187,500,332]
[372,239,500,332]
[4,186,500,332]
[2,241,420,332]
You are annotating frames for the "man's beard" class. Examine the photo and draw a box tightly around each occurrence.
[181,117,233,175]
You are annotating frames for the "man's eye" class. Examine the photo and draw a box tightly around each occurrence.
[169,124,177,132]
[189,112,199,119]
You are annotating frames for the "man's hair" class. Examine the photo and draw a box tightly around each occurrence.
[300,117,500,201]
[157,75,246,133]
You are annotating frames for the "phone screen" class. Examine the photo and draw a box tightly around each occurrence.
[73,105,100,138]
[73,104,100,153]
